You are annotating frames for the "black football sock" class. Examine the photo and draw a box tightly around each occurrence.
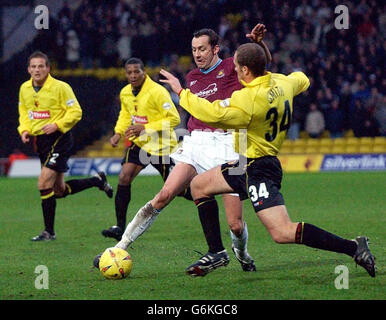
[195,197,225,253]
[295,222,357,257]
[40,188,56,235]
[115,184,131,230]
[64,177,101,195]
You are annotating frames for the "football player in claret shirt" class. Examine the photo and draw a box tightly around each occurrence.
[94,23,271,273]
[100,57,182,241]
[18,51,113,241]
[159,42,376,278]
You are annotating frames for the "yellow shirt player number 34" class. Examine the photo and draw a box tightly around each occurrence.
[159,43,376,278]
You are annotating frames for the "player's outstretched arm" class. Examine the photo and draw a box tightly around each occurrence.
[246,23,272,64]
[159,69,250,130]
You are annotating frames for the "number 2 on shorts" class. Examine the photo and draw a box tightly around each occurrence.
[49,153,59,164]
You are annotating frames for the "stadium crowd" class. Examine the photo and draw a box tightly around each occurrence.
[33,0,385,138]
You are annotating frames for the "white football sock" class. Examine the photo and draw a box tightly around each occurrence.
[230,221,248,252]
[115,202,160,250]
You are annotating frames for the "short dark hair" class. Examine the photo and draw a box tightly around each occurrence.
[193,28,220,48]
[28,51,50,67]
[125,57,145,70]
[235,43,266,77]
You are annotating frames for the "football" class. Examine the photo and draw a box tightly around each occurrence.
[99,247,133,280]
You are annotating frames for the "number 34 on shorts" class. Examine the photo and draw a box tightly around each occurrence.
[249,182,269,206]
[247,180,284,211]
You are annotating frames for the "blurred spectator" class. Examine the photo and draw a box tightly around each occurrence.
[358,13,377,37]
[325,99,345,139]
[218,16,232,38]
[294,0,313,20]
[65,29,80,69]
[340,82,353,130]
[54,30,67,69]
[351,81,371,113]
[145,26,162,67]
[351,99,367,137]
[351,99,379,137]
[99,24,118,68]
[289,90,311,140]
[287,107,302,141]
[366,87,383,113]
[305,103,325,138]
[117,29,133,64]
[78,15,96,69]
[367,88,385,136]
[374,96,386,136]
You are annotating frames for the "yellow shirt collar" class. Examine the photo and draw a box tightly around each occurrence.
[241,71,271,87]
[130,74,151,93]
[27,73,54,89]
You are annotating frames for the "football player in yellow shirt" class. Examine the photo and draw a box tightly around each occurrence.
[18,51,113,241]
[94,24,270,272]
[159,43,376,278]
[101,58,182,241]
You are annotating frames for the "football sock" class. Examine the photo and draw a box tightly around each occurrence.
[115,184,131,230]
[115,202,160,250]
[295,222,358,257]
[230,221,248,252]
[195,197,225,253]
[63,177,101,196]
[40,188,56,235]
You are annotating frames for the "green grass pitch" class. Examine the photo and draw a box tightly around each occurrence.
[0,172,385,300]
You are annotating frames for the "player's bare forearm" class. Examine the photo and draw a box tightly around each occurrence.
[258,40,272,64]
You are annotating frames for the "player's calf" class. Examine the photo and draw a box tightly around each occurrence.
[115,202,160,250]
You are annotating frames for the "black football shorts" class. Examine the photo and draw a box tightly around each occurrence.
[122,143,174,181]
[221,156,285,212]
[36,131,73,173]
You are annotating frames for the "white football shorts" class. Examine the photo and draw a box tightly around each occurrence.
[170,130,240,196]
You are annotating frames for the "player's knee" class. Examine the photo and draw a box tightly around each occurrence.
[190,176,207,199]
[155,187,175,207]
[38,179,51,191]
[269,226,294,244]
[228,220,243,237]
[118,173,132,185]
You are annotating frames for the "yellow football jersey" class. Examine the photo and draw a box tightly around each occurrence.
[114,75,180,156]
[179,71,310,158]
[17,74,82,136]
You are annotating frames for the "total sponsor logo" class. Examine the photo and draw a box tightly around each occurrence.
[195,83,218,98]
[131,115,149,124]
[28,110,51,119]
